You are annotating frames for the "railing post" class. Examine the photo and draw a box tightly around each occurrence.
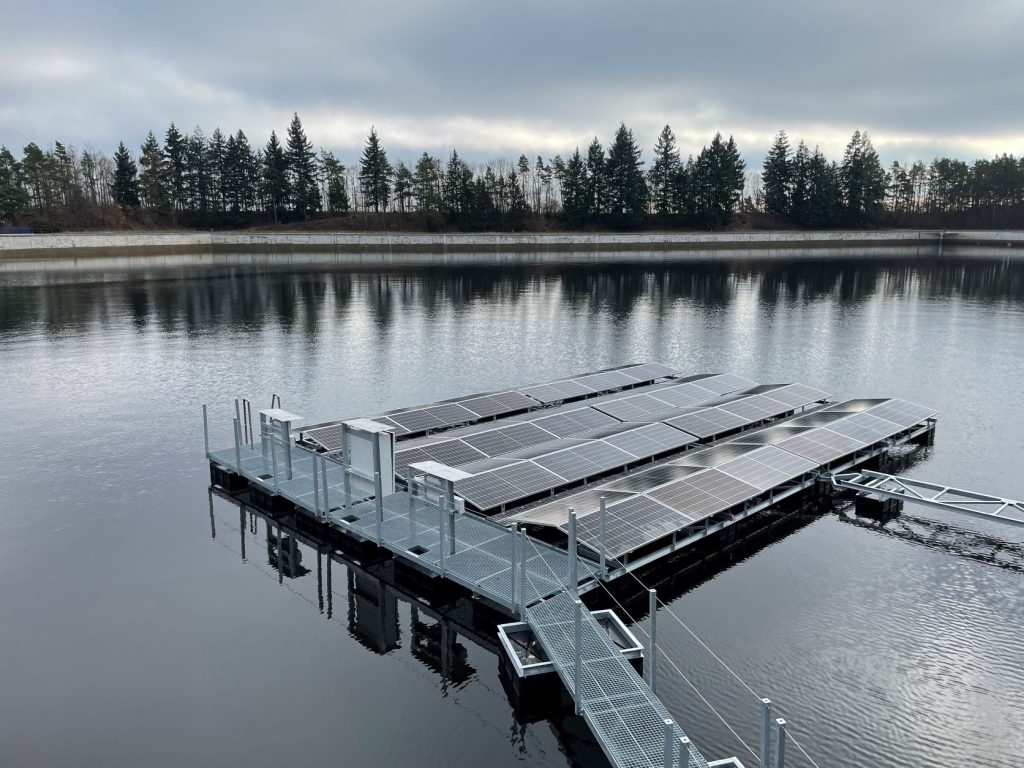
[270,427,279,490]
[663,719,674,768]
[233,417,242,473]
[321,455,330,515]
[312,450,320,517]
[279,419,293,480]
[773,719,787,768]
[648,588,658,694]
[439,499,446,577]
[446,480,456,556]
[760,698,773,768]
[341,425,352,508]
[679,736,691,768]
[374,471,383,546]
[510,525,518,613]
[202,404,209,456]
[574,598,583,715]
[260,412,269,472]
[519,529,528,618]
[567,508,577,593]
[599,495,607,577]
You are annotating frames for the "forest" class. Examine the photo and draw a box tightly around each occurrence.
[1,113,1023,232]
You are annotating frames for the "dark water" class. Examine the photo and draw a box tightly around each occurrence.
[1,257,1023,768]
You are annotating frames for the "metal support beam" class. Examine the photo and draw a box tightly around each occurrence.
[320,455,329,515]
[649,588,658,694]
[679,736,691,768]
[773,719,787,768]
[519,528,528,617]
[663,719,674,768]
[574,598,583,715]
[599,495,607,577]
[280,419,293,480]
[510,525,518,613]
[760,698,772,768]
[372,431,383,546]
[832,470,1024,527]
[202,404,209,456]
[568,508,577,592]
[233,417,242,473]
[312,450,320,517]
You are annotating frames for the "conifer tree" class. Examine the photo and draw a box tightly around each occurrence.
[358,127,392,212]
[649,125,681,215]
[111,142,140,208]
[163,123,186,218]
[560,148,589,222]
[840,130,886,225]
[0,146,29,223]
[262,131,289,223]
[762,130,792,219]
[207,128,227,212]
[412,152,441,213]
[285,113,320,218]
[320,150,350,214]
[138,131,168,210]
[392,161,414,213]
[585,139,607,216]
[604,123,648,219]
[790,140,811,224]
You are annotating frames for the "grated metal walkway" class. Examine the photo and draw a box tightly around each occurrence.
[529,591,709,768]
[210,438,710,768]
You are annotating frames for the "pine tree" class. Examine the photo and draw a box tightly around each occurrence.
[285,113,320,218]
[0,146,29,223]
[412,152,441,214]
[648,125,680,215]
[163,123,186,218]
[320,150,350,214]
[505,169,528,228]
[840,130,887,226]
[692,133,745,225]
[605,123,648,220]
[806,148,842,228]
[442,150,472,222]
[392,161,414,213]
[560,148,589,222]
[762,130,792,219]
[262,131,289,223]
[358,127,392,212]
[138,131,168,210]
[207,128,227,212]
[111,142,140,208]
[790,141,811,225]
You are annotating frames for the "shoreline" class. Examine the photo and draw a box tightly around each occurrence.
[1,229,1022,266]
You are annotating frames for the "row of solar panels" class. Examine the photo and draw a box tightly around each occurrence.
[534,397,938,559]
[303,362,682,448]
[438,381,832,513]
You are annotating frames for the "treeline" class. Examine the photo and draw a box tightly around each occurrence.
[2,114,1024,232]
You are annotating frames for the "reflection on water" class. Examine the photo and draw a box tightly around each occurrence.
[1,256,1023,768]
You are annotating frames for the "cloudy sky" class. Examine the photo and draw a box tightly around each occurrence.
[2,0,1022,167]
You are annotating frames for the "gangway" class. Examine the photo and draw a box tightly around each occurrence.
[831,470,1024,527]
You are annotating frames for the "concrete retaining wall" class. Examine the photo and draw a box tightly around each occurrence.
[0,229,1022,265]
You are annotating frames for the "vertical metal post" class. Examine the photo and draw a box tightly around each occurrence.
[372,431,383,546]
[202,404,209,456]
[280,419,293,480]
[519,528,528,618]
[567,508,577,592]
[679,736,691,768]
[439,496,446,577]
[663,719,674,768]
[773,719,786,768]
[233,417,242,473]
[649,588,658,694]
[270,428,279,490]
[445,480,456,556]
[599,495,607,577]
[760,698,773,768]
[510,525,518,614]
[234,399,242,440]
[312,450,320,517]
[260,412,269,472]
[321,455,330,514]
[573,598,583,715]
[341,425,352,508]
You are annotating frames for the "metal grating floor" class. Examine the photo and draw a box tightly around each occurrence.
[528,590,710,768]
[209,441,598,611]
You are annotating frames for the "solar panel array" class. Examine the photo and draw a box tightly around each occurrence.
[305,362,683,448]
[538,394,936,558]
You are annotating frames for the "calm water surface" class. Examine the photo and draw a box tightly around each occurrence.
[1,256,1022,768]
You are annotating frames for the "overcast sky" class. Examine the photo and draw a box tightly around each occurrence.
[2,0,1023,168]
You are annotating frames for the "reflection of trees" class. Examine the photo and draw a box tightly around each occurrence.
[1,259,1022,338]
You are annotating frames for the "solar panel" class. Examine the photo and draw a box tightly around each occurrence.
[574,370,636,391]
[826,412,904,445]
[534,449,601,482]
[604,464,703,492]
[492,461,565,496]
[786,410,849,428]
[863,398,938,428]
[823,398,889,413]
[604,422,698,458]
[519,380,592,404]
[719,395,788,421]
[453,472,522,510]
[573,495,689,557]
[532,407,619,437]
[689,373,758,395]
[775,428,863,464]
[617,362,679,382]
[649,479,731,518]
[573,441,636,471]
[459,391,536,418]
[688,468,762,505]
[762,383,831,408]
[304,424,345,452]
[664,407,749,438]
[502,422,559,446]
[387,408,447,433]
[716,446,817,491]
[647,382,719,408]
[420,439,488,468]
[593,393,675,421]
[462,429,523,456]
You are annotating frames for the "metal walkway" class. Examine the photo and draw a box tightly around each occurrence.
[529,590,707,768]
[833,470,1024,527]
[208,436,714,768]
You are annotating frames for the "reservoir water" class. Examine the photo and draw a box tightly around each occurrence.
[1,255,1022,768]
